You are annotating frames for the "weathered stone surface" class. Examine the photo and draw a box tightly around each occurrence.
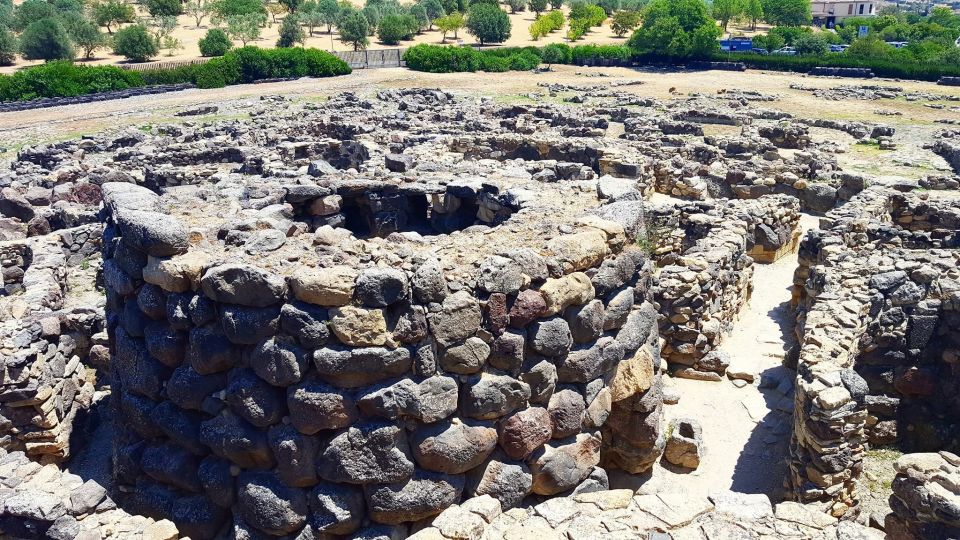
[497,407,552,461]
[547,389,586,439]
[287,376,359,434]
[539,273,595,316]
[201,264,287,307]
[290,266,357,306]
[317,422,416,484]
[529,317,573,358]
[365,470,465,524]
[411,420,499,474]
[309,482,365,535]
[313,346,412,388]
[529,433,601,496]
[237,471,309,536]
[467,456,533,510]
[252,336,308,387]
[461,374,531,420]
[441,337,491,374]
[329,306,395,347]
[429,291,482,345]
[355,268,410,307]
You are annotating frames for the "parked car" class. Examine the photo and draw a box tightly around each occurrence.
[886,41,909,49]
[751,47,769,55]
[773,47,797,55]
[828,44,849,53]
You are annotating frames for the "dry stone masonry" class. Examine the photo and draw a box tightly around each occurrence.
[789,186,960,519]
[84,89,680,538]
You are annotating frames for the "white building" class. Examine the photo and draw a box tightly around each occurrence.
[812,0,878,27]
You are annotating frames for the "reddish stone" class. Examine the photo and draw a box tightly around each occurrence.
[508,290,546,328]
[486,293,508,335]
[893,367,937,397]
[73,183,103,206]
[498,407,552,460]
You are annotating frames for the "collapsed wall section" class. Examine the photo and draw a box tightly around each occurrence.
[102,180,663,539]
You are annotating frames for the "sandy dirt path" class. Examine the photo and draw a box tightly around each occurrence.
[613,214,818,501]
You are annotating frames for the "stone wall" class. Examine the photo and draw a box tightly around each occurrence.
[885,451,960,539]
[651,194,800,367]
[788,186,960,517]
[102,182,663,539]
[0,448,180,539]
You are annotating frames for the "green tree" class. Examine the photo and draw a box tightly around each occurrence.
[754,30,783,51]
[549,0,562,9]
[420,0,445,27]
[198,27,232,54]
[504,0,524,13]
[712,0,741,30]
[67,18,107,59]
[845,35,895,58]
[596,0,620,16]
[408,3,429,30]
[743,0,762,29]
[435,10,464,40]
[0,27,17,66]
[279,0,302,11]
[92,0,136,34]
[528,0,547,16]
[277,13,306,44]
[338,9,369,49]
[298,1,323,33]
[225,13,264,45]
[12,0,57,32]
[316,0,340,32]
[185,0,212,27]
[627,0,720,58]
[112,23,157,61]
[377,13,416,42]
[761,0,809,26]
[211,0,267,22]
[466,2,509,44]
[145,0,182,16]
[793,32,827,54]
[20,17,74,60]
[362,4,381,31]
[610,9,639,36]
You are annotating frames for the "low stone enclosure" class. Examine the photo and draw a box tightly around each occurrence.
[0,84,957,539]
[790,186,960,519]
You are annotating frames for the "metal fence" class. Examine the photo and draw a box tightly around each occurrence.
[119,48,406,72]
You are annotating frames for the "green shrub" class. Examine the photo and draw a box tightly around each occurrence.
[403,43,479,72]
[338,10,370,50]
[572,44,630,63]
[0,61,142,101]
[610,9,640,37]
[479,53,510,71]
[113,24,158,62]
[507,49,540,70]
[11,0,58,32]
[541,42,571,64]
[793,33,828,55]
[199,28,233,56]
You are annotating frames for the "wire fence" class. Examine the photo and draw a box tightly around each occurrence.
[119,48,407,72]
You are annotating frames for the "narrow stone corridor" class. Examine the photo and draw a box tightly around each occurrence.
[614,214,819,500]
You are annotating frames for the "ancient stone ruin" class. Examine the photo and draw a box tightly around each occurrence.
[0,81,957,539]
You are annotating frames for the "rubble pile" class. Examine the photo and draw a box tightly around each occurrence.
[0,448,180,538]
[886,451,960,539]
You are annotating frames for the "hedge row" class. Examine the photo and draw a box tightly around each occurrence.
[0,47,351,103]
[403,44,633,73]
[718,52,960,82]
